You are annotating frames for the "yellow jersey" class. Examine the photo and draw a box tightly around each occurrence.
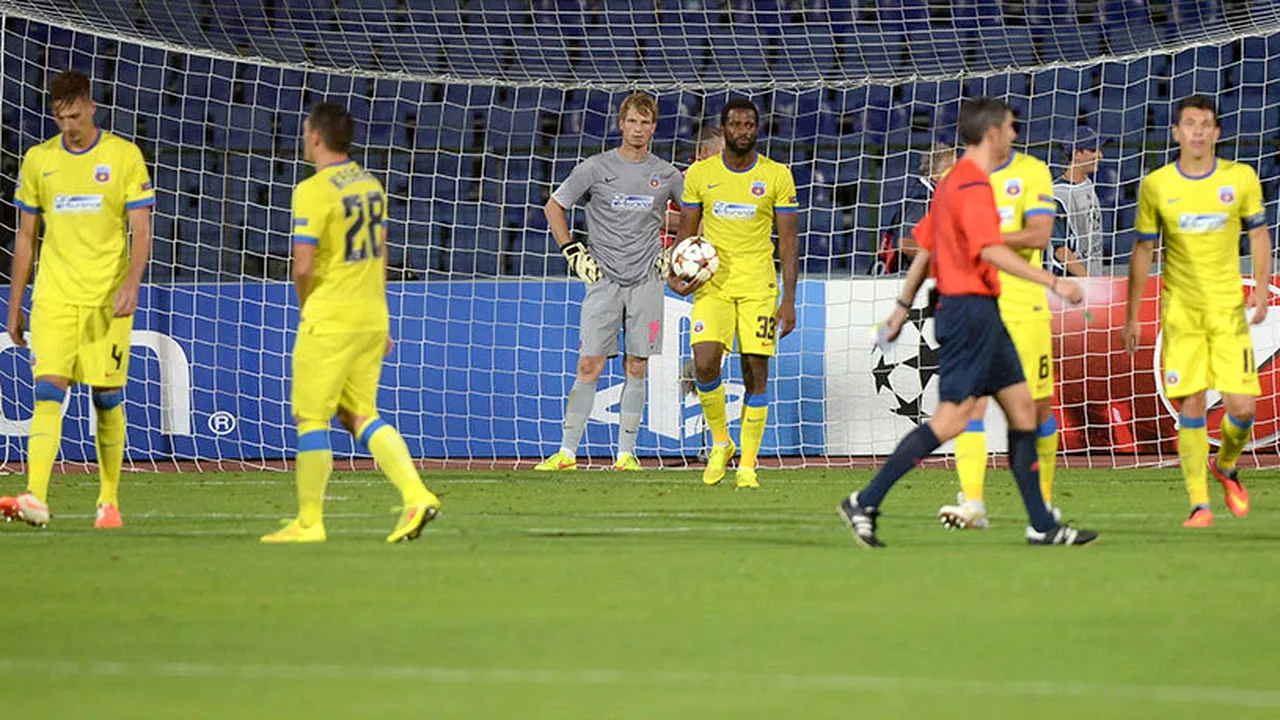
[14,129,154,307]
[989,151,1056,316]
[681,152,798,296]
[1136,158,1266,309]
[292,159,390,334]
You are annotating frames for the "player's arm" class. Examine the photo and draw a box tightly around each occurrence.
[292,240,316,306]
[962,185,1081,301]
[1002,213,1052,250]
[546,165,601,284]
[1125,176,1161,353]
[382,223,394,356]
[1242,170,1271,324]
[6,210,39,348]
[291,184,320,307]
[667,204,706,296]
[775,209,799,338]
[882,246,932,342]
[113,205,152,317]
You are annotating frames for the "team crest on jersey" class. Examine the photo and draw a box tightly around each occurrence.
[648,174,661,188]
[1219,186,1235,204]
[692,320,705,334]
[94,165,111,184]
[1166,370,1180,387]
[1004,178,1022,197]
[750,181,766,197]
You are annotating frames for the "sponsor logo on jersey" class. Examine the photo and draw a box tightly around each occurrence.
[1178,212,1229,232]
[1004,178,1022,197]
[1219,185,1236,204]
[52,194,104,214]
[648,174,661,188]
[94,164,111,184]
[611,194,656,210]
[711,201,757,220]
[750,181,766,197]
[997,206,1016,224]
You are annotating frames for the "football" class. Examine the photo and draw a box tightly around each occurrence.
[671,236,720,283]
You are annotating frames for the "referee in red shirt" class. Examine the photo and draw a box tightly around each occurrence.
[839,98,1099,548]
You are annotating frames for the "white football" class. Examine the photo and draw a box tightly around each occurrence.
[672,236,720,283]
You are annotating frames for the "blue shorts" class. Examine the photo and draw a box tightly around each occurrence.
[934,294,1026,404]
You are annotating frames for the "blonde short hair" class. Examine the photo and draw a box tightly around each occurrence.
[618,92,658,122]
[919,141,956,177]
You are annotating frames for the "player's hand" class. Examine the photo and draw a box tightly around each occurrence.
[1247,285,1268,325]
[1050,277,1084,305]
[1123,318,1141,356]
[561,239,602,284]
[7,311,26,349]
[385,335,395,358]
[775,297,796,339]
[113,282,140,317]
[666,270,706,297]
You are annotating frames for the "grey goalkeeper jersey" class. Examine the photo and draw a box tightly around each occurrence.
[552,149,684,286]
[1052,177,1104,276]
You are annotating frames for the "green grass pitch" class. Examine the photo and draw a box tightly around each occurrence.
[3,467,1280,719]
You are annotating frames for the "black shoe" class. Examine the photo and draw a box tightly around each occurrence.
[838,493,885,549]
[1026,523,1099,546]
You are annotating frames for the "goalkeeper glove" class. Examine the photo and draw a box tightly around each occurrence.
[654,245,673,278]
[561,239,602,284]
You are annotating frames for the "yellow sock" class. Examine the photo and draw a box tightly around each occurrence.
[358,417,430,503]
[955,422,987,503]
[1178,416,1209,507]
[26,382,66,504]
[739,396,769,471]
[697,379,730,445]
[1217,413,1253,471]
[1036,417,1059,505]
[296,424,332,527]
[94,398,125,506]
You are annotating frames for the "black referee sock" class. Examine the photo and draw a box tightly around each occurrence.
[857,424,941,508]
[1009,429,1057,533]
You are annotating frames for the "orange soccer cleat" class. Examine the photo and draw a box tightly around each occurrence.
[94,503,123,529]
[1182,506,1213,528]
[1209,459,1250,518]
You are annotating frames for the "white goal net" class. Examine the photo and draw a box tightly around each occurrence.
[1,0,1279,469]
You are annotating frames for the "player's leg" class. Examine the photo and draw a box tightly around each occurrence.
[1206,312,1260,517]
[336,332,440,542]
[538,280,619,470]
[81,307,133,529]
[262,329,347,543]
[733,294,778,489]
[939,396,990,529]
[691,290,736,484]
[615,276,664,471]
[1020,314,1060,510]
[15,301,77,526]
[1161,301,1212,525]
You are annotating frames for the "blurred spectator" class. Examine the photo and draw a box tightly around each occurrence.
[871,141,955,275]
[1050,126,1105,276]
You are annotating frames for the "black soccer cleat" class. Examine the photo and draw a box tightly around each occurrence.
[838,493,885,549]
[1025,523,1099,546]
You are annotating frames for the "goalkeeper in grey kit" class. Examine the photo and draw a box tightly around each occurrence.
[536,92,685,471]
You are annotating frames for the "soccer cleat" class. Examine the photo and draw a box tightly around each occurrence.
[0,496,18,522]
[1209,459,1250,518]
[260,520,327,544]
[702,439,736,485]
[1025,523,1099,546]
[386,493,441,543]
[613,453,641,471]
[94,503,123,529]
[535,450,577,471]
[735,467,759,489]
[938,492,988,529]
[1182,506,1213,528]
[15,493,50,528]
[838,493,885,549]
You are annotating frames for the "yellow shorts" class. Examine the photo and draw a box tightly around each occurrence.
[689,289,779,356]
[1161,301,1260,398]
[292,326,386,423]
[30,301,133,387]
[1004,312,1054,401]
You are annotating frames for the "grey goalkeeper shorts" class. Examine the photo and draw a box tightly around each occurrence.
[579,274,664,359]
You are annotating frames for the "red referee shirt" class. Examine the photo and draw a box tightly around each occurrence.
[910,157,1004,297]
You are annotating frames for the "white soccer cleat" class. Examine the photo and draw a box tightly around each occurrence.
[15,493,50,527]
[939,492,988,529]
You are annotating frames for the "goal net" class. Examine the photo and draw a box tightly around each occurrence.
[1,0,1279,469]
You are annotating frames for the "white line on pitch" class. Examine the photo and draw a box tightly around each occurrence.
[0,659,1276,709]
